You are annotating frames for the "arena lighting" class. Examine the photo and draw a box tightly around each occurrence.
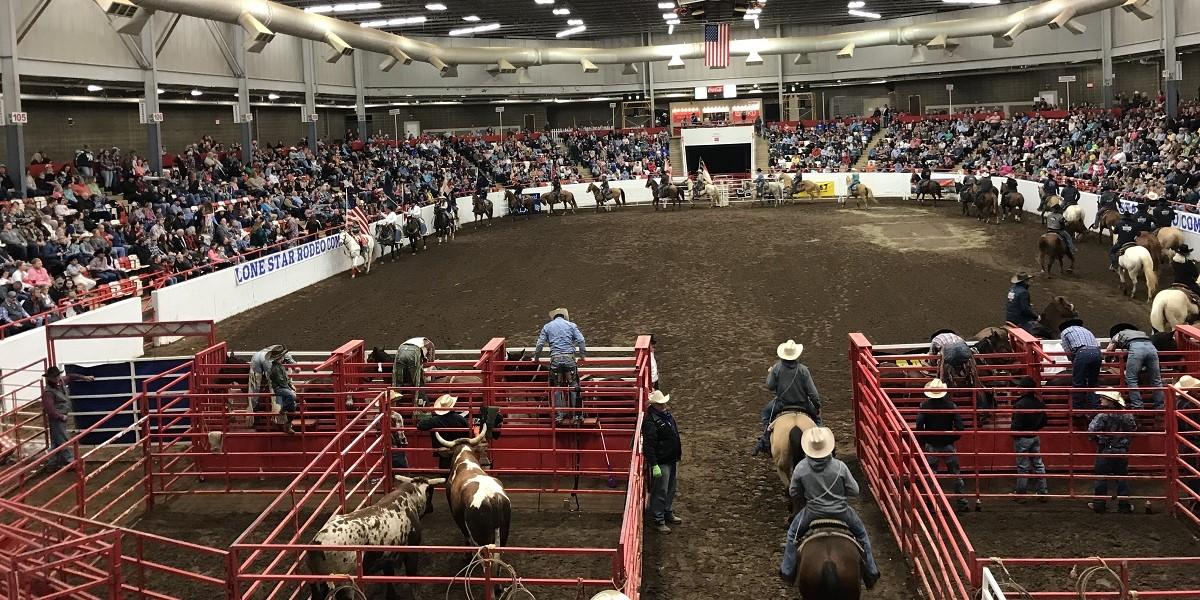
[86,84,104,92]
[567,18,583,25]
[848,8,881,18]
[556,24,586,37]
[190,89,203,96]
[305,2,381,13]
[943,0,1000,4]
[463,15,480,21]
[361,16,427,27]
[448,22,501,35]
[754,17,760,29]
[553,8,570,14]
[534,0,554,3]
[425,3,447,10]
[156,88,164,94]
[847,0,864,7]
[658,2,674,8]
[667,23,675,34]
[662,12,675,19]
[268,93,280,100]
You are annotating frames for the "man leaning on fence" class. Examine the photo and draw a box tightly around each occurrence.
[41,366,94,471]
[533,308,586,424]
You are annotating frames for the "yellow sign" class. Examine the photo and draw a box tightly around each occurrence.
[792,180,836,198]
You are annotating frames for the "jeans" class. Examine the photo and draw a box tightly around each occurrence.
[924,442,967,502]
[1093,454,1131,509]
[1125,340,1164,409]
[549,355,580,422]
[1013,437,1048,494]
[780,507,879,580]
[47,417,73,468]
[275,388,297,413]
[647,461,678,523]
[1053,229,1076,256]
[110,246,127,259]
[1109,243,1122,267]
[1071,347,1102,409]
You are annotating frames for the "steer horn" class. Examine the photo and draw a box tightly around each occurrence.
[394,475,413,484]
[425,478,446,486]
[434,432,454,448]
[469,425,488,445]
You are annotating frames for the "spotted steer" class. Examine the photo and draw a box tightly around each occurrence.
[306,475,444,600]
[434,426,511,549]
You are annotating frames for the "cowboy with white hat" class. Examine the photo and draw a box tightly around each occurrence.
[1088,390,1137,513]
[417,394,472,471]
[780,427,880,588]
[916,378,970,512]
[533,308,587,424]
[753,340,823,456]
[642,389,682,533]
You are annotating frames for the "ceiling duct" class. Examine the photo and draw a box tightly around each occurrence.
[123,0,1149,71]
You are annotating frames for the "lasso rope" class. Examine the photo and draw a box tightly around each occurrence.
[1071,557,1136,599]
[327,574,368,600]
[984,558,1034,600]
[446,545,537,600]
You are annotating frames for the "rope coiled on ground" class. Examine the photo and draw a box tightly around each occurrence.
[446,545,537,600]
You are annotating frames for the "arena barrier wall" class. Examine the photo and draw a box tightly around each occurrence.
[0,299,144,413]
[851,327,1200,599]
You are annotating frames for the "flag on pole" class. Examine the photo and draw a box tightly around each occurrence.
[704,23,730,69]
[698,157,713,185]
[347,205,371,232]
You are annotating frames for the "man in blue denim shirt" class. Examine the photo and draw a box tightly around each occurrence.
[1107,323,1164,409]
[534,308,586,423]
[1060,318,1102,410]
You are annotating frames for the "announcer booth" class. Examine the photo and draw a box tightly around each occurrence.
[679,125,757,178]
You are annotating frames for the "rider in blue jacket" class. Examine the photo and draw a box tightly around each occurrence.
[1006,272,1039,332]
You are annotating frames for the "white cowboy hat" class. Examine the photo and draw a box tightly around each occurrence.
[924,378,949,399]
[777,340,804,361]
[1176,375,1200,389]
[801,426,835,459]
[589,592,631,600]
[1148,192,1160,200]
[432,394,459,415]
[647,390,670,405]
[1096,389,1126,407]
[549,307,570,320]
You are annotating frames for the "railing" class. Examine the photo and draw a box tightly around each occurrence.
[979,567,1007,600]
[0,359,48,467]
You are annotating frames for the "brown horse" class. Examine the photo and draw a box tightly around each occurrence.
[544,189,578,215]
[1157,226,1185,262]
[793,520,862,600]
[1095,209,1121,241]
[1000,192,1024,222]
[646,178,683,210]
[585,182,625,213]
[504,189,533,221]
[1136,231,1164,269]
[769,412,817,512]
[974,188,999,224]
[913,179,942,204]
[780,173,822,202]
[1038,232,1074,276]
[1030,296,1078,338]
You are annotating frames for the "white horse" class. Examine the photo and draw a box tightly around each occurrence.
[757,181,785,206]
[699,183,726,208]
[1117,245,1157,302]
[340,230,377,278]
[1151,287,1200,333]
[1063,205,1086,239]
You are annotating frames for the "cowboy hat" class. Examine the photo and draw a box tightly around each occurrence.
[1058,318,1085,332]
[549,307,570,320]
[1096,389,1126,407]
[924,378,949,399]
[432,394,459,415]
[647,390,670,405]
[1175,375,1200,389]
[1011,271,1036,284]
[44,366,62,379]
[1178,244,1193,255]
[801,427,835,459]
[1108,323,1140,338]
[1148,192,1160,201]
[265,344,296,364]
[777,340,804,361]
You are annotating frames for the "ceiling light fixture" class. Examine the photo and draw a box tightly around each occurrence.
[848,8,881,18]
[307,2,381,13]
[362,16,426,27]
[567,18,583,25]
[847,0,864,7]
[268,93,280,100]
[86,84,103,92]
[556,24,586,37]
[667,23,675,34]
[746,7,761,14]
[156,88,164,94]
[463,15,480,21]
[657,2,674,8]
[448,22,500,35]
[535,0,555,4]
[753,16,760,29]
[190,89,203,97]
[943,0,999,4]
[552,8,570,15]
[425,3,447,10]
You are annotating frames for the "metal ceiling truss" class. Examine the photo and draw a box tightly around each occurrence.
[101,0,1148,76]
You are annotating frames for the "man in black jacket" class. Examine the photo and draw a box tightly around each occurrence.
[1010,377,1048,499]
[417,394,471,471]
[1173,245,1200,296]
[642,390,682,533]
[915,379,969,512]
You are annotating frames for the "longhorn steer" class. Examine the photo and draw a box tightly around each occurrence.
[306,475,444,600]
[434,426,511,549]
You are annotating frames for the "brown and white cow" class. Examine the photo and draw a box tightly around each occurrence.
[434,426,511,549]
[306,475,444,600]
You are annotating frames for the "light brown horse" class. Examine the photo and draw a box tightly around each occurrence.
[841,177,877,209]
[793,521,862,600]
[770,412,817,493]
[1136,231,1164,269]
[1095,209,1121,241]
[504,189,534,221]
[1000,192,1025,222]
[585,182,625,212]
[1158,226,1185,261]
[779,173,822,202]
[544,189,578,215]
[1038,232,1073,276]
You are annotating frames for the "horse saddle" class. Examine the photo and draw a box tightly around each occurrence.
[1118,242,1138,256]
[798,518,864,558]
[1171,284,1200,306]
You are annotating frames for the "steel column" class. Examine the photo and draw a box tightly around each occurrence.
[302,40,319,150]
[646,31,655,127]
[1,0,27,197]
[1162,0,1179,118]
[139,21,163,174]
[1101,7,1115,109]
[233,24,253,156]
[353,50,368,140]
[776,25,785,119]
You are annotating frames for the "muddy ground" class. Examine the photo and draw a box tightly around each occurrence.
[145,198,1200,598]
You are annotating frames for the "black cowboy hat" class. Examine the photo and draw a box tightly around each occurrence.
[1178,244,1193,255]
[930,329,957,339]
[1109,323,1140,338]
[1058,318,1085,332]
[44,366,62,379]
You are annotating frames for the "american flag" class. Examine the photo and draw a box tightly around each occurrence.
[704,23,730,69]
[697,157,713,185]
[347,205,371,233]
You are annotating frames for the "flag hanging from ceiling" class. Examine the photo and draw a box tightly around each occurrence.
[704,23,730,68]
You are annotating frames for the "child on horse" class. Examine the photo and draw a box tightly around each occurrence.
[753,340,822,456]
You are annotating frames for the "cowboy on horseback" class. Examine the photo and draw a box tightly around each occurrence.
[1173,245,1200,297]
[1045,205,1076,259]
[755,168,768,198]
[753,340,822,457]
[1060,179,1080,209]
[348,221,370,250]
[1091,183,1120,231]
[848,172,862,196]
[1110,211,1140,271]
[1153,193,1176,231]
[599,174,613,201]
[1040,173,1058,202]
[1133,199,1155,232]
[779,427,881,589]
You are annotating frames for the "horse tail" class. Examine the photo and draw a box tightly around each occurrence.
[1141,249,1158,298]
[819,561,840,594]
[788,425,805,474]
[1151,291,1171,333]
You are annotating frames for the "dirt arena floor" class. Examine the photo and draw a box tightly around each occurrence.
[154,198,1200,598]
